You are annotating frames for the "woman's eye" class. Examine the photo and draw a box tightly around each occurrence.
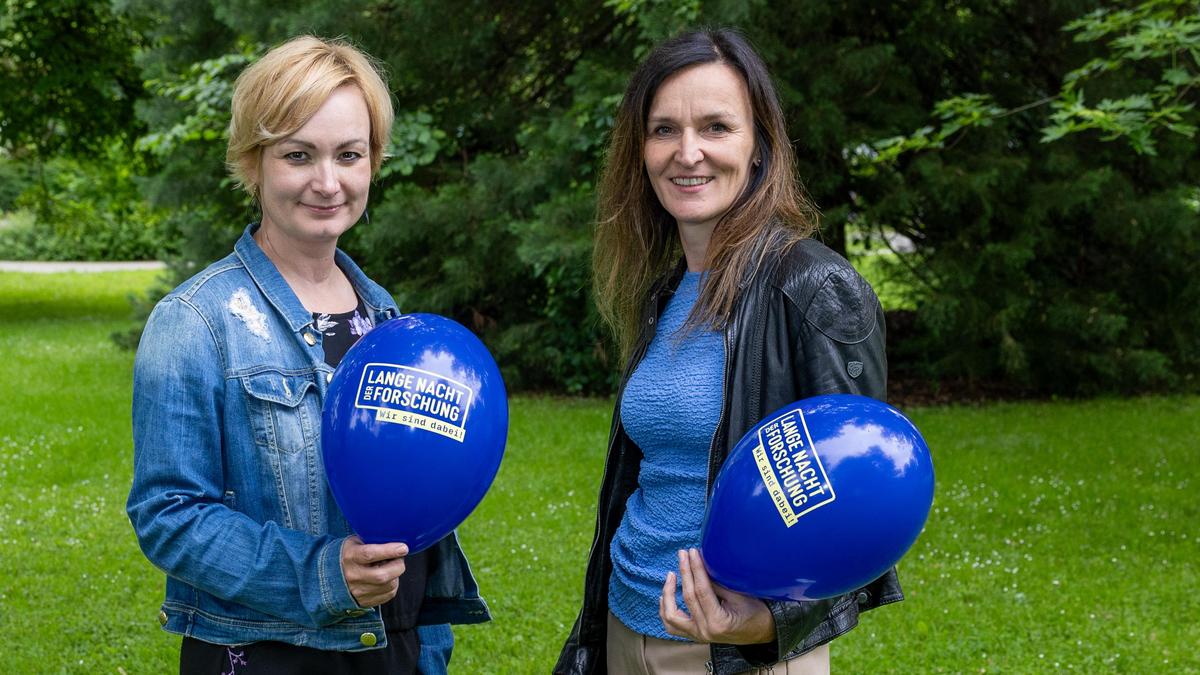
[284,151,308,162]
[652,125,674,137]
[709,123,729,133]
[339,151,363,162]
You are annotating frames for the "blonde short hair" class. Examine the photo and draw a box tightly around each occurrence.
[226,35,394,195]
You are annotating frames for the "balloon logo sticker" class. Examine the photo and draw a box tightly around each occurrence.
[752,407,835,527]
[356,364,473,441]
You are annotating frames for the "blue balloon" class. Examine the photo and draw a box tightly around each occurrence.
[700,394,933,601]
[321,314,508,552]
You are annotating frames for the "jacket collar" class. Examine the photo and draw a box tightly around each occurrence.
[233,223,396,333]
[651,257,689,303]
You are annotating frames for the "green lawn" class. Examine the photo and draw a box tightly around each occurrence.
[1,270,1196,673]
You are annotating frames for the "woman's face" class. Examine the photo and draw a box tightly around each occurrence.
[257,85,372,248]
[643,62,756,237]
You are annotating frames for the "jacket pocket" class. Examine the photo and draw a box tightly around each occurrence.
[241,370,317,455]
[240,369,323,532]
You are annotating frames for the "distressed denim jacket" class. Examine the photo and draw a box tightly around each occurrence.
[127,224,490,653]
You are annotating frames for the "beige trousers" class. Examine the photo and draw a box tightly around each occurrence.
[606,612,830,675]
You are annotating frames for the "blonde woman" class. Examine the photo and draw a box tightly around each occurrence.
[128,36,487,674]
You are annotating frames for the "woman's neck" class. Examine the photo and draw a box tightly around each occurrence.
[254,225,357,314]
[676,219,716,272]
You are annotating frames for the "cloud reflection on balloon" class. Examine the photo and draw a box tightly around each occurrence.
[816,418,917,476]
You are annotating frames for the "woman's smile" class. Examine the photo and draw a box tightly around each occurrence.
[301,202,346,214]
[670,176,714,190]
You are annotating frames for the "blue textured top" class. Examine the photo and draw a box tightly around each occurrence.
[608,270,726,640]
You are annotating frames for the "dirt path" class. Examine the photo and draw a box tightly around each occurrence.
[0,261,165,273]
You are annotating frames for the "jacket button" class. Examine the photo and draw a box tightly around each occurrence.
[856,591,871,606]
[326,372,333,384]
[304,332,317,346]
[158,610,168,626]
[360,632,377,647]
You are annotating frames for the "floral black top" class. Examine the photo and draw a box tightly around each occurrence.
[314,297,376,366]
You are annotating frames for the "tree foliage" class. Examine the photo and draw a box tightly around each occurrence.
[0,0,165,259]
[0,142,166,261]
[855,0,1199,165]
[111,0,1199,395]
[847,0,1200,393]
[0,0,145,154]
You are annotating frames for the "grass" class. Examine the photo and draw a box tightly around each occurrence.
[0,269,179,670]
[1,270,1197,673]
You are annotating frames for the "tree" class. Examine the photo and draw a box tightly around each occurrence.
[0,0,145,155]
[840,0,1200,393]
[123,0,1199,395]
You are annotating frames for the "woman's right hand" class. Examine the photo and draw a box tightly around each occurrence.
[341,535,408,607]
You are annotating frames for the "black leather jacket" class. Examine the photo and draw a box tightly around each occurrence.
[556,229,903,674]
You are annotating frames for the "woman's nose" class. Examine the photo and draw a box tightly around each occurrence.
[311,160,340,195]
[675,129,703,166]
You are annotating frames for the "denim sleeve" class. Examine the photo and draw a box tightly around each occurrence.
[126,297,361,628]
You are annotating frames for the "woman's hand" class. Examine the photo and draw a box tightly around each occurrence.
[659,547,776,645]
[341,535,408,608]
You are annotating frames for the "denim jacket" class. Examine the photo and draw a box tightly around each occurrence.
[127,224,490,653]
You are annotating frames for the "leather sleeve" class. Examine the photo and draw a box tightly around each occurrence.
[734,263,888,667]
[729,597,838,666]
[795,264,887,401]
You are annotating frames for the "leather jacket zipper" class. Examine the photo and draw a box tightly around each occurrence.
[579,308,658,636]
[701,321,730,673]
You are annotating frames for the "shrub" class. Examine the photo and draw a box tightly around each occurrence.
[0,146,169,261]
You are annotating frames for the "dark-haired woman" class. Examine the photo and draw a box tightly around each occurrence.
[556,29,901,675]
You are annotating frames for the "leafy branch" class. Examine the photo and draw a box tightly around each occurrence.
[851,0,1199,174]
[135,46,260,158]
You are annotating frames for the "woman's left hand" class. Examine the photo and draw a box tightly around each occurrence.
[659,547,776,645]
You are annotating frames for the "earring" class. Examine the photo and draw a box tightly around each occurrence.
[753,157,762,167]
[360,208,371,225]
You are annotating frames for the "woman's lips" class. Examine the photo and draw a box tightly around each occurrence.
[671,176,713,187]
[302,203,344,214]
[669,176,713,193]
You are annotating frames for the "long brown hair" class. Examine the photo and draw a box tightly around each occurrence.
[593,28,819,360]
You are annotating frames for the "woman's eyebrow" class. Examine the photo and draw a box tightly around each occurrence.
[279,138,369,149]
[647,110,737,126]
